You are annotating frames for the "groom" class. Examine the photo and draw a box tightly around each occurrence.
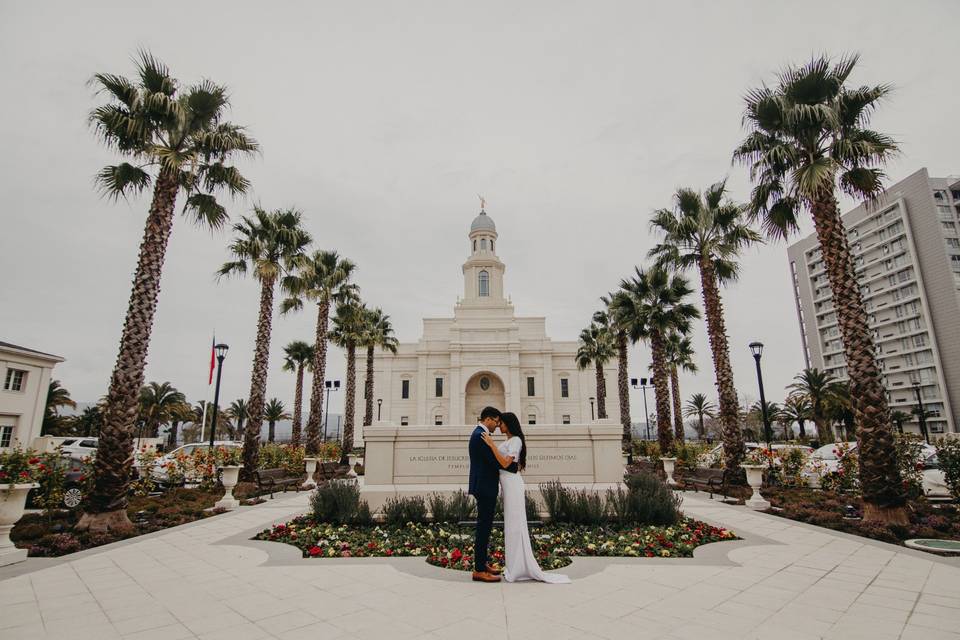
[468,406,502,583]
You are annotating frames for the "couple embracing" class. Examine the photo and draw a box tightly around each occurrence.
[468,406,570,584]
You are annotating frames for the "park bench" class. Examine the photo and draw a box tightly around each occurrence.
[253,468,303,498]
[682,468,736,500]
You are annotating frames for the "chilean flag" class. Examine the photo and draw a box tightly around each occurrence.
[208,336,216,385]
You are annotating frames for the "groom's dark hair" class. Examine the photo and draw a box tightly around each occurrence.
[480,406,501,421]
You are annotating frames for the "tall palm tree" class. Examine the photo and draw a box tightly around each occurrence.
[263,398,291,443]
[192,400,232,441]
[280,251,359,456]
[138,382,186,439]
[890,410,909,435]
[618,267,700,455]
[227,399,248,440]
[664,331,697,442]
[828,382,856,441]
[749,400,782,443]
[649,181,760,474]
[360,308,399,428]
[330,300,366,464]
[42,380,77,435]
[282,341,315,446]
[788,368,839,444]
[733,55,905,523]
[781,394,811,440]
[166,402,194,448]
[576,322,615,421]
[80,53,257,532]
[598,293,632,450]
[683,393,716,440]
[218,207,312,476]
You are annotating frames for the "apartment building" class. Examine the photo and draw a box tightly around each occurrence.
[787,168,960,435]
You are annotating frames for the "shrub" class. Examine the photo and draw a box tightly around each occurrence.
[631,440,661,460]
[777,448,809,487]
[936,438,960,500]
[428,493,452,523]
[355,500,373,525]
[622,473,682,526]
[894,434,925,498]
[567,489,607,525]
[525,493,541,521]
[258,443,304,474]
[382,495,428,525]
[540,480,568,522]
[310,480,362,524]
[448,490,477,522]
[674,442,708,471]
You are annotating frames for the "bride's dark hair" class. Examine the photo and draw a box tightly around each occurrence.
[499,412,526,471]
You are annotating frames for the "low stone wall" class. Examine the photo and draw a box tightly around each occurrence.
[360,421,625,513]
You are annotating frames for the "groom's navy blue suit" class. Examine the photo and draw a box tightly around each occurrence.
[468,424,499,573]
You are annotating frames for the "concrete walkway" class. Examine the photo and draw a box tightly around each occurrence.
[1,491,959,640]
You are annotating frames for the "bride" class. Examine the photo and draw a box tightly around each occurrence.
[481,412,570,584]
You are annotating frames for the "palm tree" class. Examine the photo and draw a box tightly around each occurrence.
[576,322,615,421]
[733,55,905,523]
[598,292,632,451]
[360,308,399,428]
[890,410,909,435]
[80,52,257,533]
[649,181,760,474]
[788,368,839,444]
[281,251,358,456]
[191,400,232,441]
[749,400,782,443]
[664,331,697,443]
[227,399,249,440]
[74,405,105,438]
[683,393,716,440]
[618,267,700,455]
[781,394,811,440]
[42,380,77,435]
[282,341,315,446]
[138,382,187,439]
[828,382,856,441]
[330,300,367,464]
[166,402,194,448]
[218,207,312,476]
[263,398,291,443]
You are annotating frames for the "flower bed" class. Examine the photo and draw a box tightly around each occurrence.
[255,517,737,571]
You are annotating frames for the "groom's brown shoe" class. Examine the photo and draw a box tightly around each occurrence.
[486,564,501,576]
[472,571,501,582]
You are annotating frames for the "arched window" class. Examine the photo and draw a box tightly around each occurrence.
[481,238,487,251]
[478,270,489,297]
[473,239,476,252]
[490,240,494,252]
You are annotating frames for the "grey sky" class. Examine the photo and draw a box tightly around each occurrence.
[2,1,958,421]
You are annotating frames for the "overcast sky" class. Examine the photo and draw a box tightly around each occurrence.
[2,1,958,421]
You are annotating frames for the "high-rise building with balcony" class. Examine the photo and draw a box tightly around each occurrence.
[787,168,960,435]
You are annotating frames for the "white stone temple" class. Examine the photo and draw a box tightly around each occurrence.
[353,206,620,432]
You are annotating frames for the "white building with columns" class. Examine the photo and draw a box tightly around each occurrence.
[354,207,620,432]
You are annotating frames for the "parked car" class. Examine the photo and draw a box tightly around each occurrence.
[59,437,98,459]
[27,456,88,509]
[801,441,948,497]
[144,441,242,486]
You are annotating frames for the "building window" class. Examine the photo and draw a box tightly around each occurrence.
[0,425,12,448]
[481,238,487,250]
[435,415,443,426]
[401,379,410,399]
[560,378,569,398]
[527,377,535,396]
[473,240,477,252]
[562,415,571,424]
[435,377,443,397]
[528,414,537,425]
[478,270,489,297]
[400,416,409,426]
[3,369,26,392]
[490,240,494,252]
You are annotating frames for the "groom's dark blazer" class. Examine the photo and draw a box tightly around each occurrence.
[468,425,499,498]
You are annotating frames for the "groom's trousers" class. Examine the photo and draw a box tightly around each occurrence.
[474,494,496,572]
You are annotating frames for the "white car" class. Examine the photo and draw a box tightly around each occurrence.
[802,441,948,497]
[59,437,98,459]
[146,441,242,485]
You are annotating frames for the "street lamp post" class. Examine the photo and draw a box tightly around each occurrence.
[322,380,341,441]
[377,398,382,421]
[209,344,229,448]
[912,381,929,443]
[589,397,595,421]
[631,378,654,441]
[749,342,773,455]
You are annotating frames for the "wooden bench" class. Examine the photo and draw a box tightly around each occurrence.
[682,468,735,500]
[253,468,302,498]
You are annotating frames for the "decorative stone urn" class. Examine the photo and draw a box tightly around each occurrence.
[660,457,678,486]
[740,464,770,510]
[214,466,241,511]
[302,457,319,489]
[1,483,39,567]
[346,454,360,478]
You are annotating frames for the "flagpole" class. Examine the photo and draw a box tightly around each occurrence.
[199,331,215,443]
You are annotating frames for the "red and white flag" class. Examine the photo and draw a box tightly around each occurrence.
[207,336,216,385]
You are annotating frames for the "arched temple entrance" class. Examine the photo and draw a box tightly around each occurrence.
[464,372,506,424]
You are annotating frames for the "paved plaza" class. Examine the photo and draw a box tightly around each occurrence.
[1,490,959,640]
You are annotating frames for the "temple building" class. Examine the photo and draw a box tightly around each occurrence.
[354,206,620,431]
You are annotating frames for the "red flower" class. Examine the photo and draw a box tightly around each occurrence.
[341,550,352,558]
[28,457,40,464]
[450,548,463,562]
[385,549,393,556]
[308,546,322,557]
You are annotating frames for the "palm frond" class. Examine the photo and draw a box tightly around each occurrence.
[183,192,229,229]
[95,163,152,201]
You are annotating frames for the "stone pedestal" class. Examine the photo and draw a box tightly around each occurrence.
[302,458,318,489]
[214,466,241,511]
[1,483,38,567]
[741,465,770,510]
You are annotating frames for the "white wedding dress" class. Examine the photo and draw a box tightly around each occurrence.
[498,436,571,584]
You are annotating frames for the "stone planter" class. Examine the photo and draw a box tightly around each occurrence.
[302,457,319,489]
[740,464,770,510]
[214,466,241,511]
[1,483,39,567]
[660,457,678,486]
[346,454,360,478]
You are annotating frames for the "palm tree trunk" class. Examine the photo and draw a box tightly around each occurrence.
[167,420,179,449]
[809,190,906,524]
[650,332,673,455]
[268,420,276,443]
[797,418,806,439]
[77,168,179,534]
[340,343,357,464]
[698,260,745,476]
[670,365,684,443]
[698,413,705,440]
[616,331,631,450]
[363,345,375,427]
[594,361,608,419]
[291,364,305,446]
[305,299,331,455]
[242,275,276,478]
